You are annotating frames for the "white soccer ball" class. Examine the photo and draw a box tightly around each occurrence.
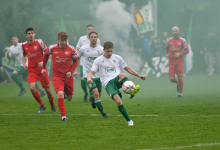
[122,81,135,94]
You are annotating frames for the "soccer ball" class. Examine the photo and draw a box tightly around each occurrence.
[122,81,135,94]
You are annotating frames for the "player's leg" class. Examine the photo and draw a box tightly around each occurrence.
[11,67,26,96]
[207,52,215,75]
[64,77,74,102]
[177,63,184,98]
[57,91,66,121]
[169,64,179,83]
[80,65,88,102]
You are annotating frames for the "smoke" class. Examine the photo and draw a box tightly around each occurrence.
[90,0,140,72]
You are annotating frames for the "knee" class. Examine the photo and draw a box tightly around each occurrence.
[119,73,127,79]
[93,90,99,99]
[30,86,36,92]
[115,99,123,106]
[57,91,64,98]
[169,78,175,82]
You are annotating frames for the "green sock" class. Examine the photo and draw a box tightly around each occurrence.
[118,105,131,121]
[122,77,129,84]
[81,80,88,95]
[95,99,105,114]
[35,84,43,92]
[90,91,93,98]
[11,74,24,90]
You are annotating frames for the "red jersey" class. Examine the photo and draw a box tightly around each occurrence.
[22,39,47,68]
[44,44,78,78]
[165,37,189,64]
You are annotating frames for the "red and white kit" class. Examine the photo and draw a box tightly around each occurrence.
[43,44,78,95]
[22,39,50,88]
[165,37,189,77]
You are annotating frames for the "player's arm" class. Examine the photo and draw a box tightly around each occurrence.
[22,54,28,70]
[87,71,95,84]
[6,49,12,59]
[41,49,50,75]
[73,47,82,76]
[68,56,78,78]
[174,39,189,58]
[124,66,146,80]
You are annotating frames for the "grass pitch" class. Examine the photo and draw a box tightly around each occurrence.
[0,74,220,150]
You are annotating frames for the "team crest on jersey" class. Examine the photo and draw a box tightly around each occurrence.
[34,46,38,50]
[178,42,181,45]
[97,51,100,54]
[113,60,116,63]
[65,51,70,56]
[25,48,28,50]
[86,50,89,52]
[102,61,105,63]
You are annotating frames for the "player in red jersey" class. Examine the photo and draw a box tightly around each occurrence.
[165,26,189,98]
[41,31,78,121]
[22,27,57,113]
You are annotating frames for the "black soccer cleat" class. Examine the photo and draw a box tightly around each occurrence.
[90,96,96,109]
[18,88,26,96]
[102,113,108,118]
[178,94,182,98]
[62,117,67,121]
[84,94,88,102]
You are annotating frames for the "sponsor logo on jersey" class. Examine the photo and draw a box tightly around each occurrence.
[27,52,37,58]
[55,56,69,62]
[102,61,105,63]
[54,52,58,53]
[25,48,28,50]
[86,50,89,52]
[105,67,116,73]
[170,46,180,52]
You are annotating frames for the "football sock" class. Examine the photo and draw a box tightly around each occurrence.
[118,104,131,121]
[179,79,183,94]
[48,96,55,107]
[95,99,105,114]
[58,98,66,117]
[35,84,43,93]
[122,77,129,84]
[171,78,179,83]
[81,80,88,95]
[33,91,44,105]
[11,73,24,89]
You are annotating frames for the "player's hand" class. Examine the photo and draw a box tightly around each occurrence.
[66,72,71,78]
[7,50,10,54]
[23,64,28,71]
[174,53,181,58]
[41,69,46,76]
[165,54,169,59]
[87,78,93,84]
[140,75,146,80]
[73,71,78,77]
[38,61,43,68]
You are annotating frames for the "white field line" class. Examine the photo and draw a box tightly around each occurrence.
[138,142,220,150]
[1,114,220,117]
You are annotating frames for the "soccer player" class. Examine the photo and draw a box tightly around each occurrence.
[165,26,189,98]
[76,24,101,102]
[41,31,78,121]
[75,31,108,118]
[87,41,146,126]
[22,27,57,113]
[7,34,46,97]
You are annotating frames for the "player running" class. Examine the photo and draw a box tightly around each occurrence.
[75,31,108,118]
[75,24,101,102]
[87,41,146,126]
[7,34,46,97]
[165,26,189,98]
[42,31,78,121]
[22,27,57,113]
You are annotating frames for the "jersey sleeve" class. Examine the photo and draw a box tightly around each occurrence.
[97,39,101,45]
[91,58,99,73]
[182,38,188,49]
[22,43,26,55]
[165,38,169,54]
[76,37,82,48]
[78,47,83,58]
[8,46,13,57]
[118,55,127,69]
[70,46,77,59]
[38,40,47,52]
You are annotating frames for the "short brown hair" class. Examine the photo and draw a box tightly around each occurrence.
[26,27,34,34]
[58,31,68,40]
[11,34,18,39]
[104,41,114,49]
[89,31,98,38]
[86,24,93,29]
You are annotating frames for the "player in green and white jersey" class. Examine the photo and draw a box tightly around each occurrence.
[7,34,46,97]
[75,31,108,118]
[87,42,146,126]
[75,25,101,102]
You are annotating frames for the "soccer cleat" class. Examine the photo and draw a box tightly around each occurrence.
[129,85,140,99]
[128,120,134,126]
[40,91,46,97]
[18,88,26,96]
[90,96,96,109]
[156,72,161,78]
[177,83,179,92]
[38,105,46,113]
[51,107,57,112]
[62,117,67,121]
[84,94,88,102]
[178,94,182,98]
[102,113,108,118]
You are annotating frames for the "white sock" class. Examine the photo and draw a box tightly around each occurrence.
[62,116,66,119]
[179,93,182,95]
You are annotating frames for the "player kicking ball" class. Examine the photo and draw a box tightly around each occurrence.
[42,31,78,121]
[87,41,146,126]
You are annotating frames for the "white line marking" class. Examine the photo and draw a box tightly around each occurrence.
[137,142,220,150]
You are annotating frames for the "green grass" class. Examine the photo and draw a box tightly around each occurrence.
[0,74,220,150]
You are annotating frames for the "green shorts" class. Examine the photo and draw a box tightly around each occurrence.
[105,75,122,100]
[80,65,83,78]
[16,66,28,78]
[85,78,102,92]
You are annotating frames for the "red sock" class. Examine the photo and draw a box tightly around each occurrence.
[178,79,183,94]
[33,91,44,105]
[58,98,66,117]
[48,97,55,107]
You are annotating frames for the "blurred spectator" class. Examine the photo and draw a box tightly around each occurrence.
[161,31,168,48]
[151,37,163,69]
[139,34,160,77]
[0,39,7,83]
[202,31,220,75]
